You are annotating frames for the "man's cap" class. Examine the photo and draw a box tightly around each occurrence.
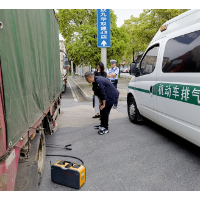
[110,60,117,64]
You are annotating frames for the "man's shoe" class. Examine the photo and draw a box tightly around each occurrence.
[98,128,109,135]
[113,105,117,109]
[94,125,102,129]
[92,115,100,118]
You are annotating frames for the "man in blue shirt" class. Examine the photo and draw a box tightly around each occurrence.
[85,71,119,135]
[107,60,119,109]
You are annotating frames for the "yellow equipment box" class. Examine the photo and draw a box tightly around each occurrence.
[51,160,86,189]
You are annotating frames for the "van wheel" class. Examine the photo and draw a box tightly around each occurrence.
[128,97,139,124]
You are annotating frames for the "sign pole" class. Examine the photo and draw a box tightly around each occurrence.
[101,48,107,72]
[97,9,110,73]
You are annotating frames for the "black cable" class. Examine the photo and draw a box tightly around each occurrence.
[46,144,83,165]
[46,154,84,165]
[46,144,71,147]
[46,146,72,150]
[46,144,72,150]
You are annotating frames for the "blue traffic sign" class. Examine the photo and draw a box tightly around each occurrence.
[97,9,111,48]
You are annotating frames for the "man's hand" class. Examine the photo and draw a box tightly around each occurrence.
[100,105,105,110]
[99,100,106,110]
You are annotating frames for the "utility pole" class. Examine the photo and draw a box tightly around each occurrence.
[71,60,74,78]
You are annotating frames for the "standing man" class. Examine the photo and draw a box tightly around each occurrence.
[107,60,119,109]
[85,71,119,135]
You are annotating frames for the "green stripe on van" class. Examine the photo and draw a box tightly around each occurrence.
[153,83,200,106]
[128,86,150,94]
[128,83,200,106]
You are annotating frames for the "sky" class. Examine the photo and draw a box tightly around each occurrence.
[113,9,143,27]
[59,9,143,40]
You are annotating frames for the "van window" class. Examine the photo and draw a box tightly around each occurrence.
[135,54,143,67]
[140,46,159,75]
[162,30,200,73]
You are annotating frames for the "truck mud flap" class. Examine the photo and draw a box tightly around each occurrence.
[14,161,38,191]
[14,132,45,191]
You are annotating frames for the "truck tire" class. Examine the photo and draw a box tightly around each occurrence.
[37,130,46,185]
[127,97,139,124]
[43,117,52,135]
[62,84,65,93]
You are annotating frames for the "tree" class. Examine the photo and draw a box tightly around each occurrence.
[123,9,189,61]
[57,9,129,68]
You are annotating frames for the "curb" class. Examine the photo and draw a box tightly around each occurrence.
[119,96,127,101]
[68,76,127,101]
[68,77,93,101]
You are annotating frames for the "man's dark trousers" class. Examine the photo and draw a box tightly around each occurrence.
[112,83,118,107]
[94,76,119,129]
[100,104,113,129]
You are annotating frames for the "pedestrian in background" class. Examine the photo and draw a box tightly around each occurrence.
[107,60,119,109]
[85,71,119,135]
[92,62,107,118]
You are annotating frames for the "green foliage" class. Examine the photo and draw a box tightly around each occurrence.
[57,9,129,68]
[108,20,129,67]
[57,9,188,67]
[123,9,189,59]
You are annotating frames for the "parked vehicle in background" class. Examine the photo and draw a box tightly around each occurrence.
[0,9,63,191]
[59,40,69,92]
[128,9,200,148]
[125,68,129,73]
[123,68,128,73]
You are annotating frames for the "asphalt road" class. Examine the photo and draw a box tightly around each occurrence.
[39,84,200,191]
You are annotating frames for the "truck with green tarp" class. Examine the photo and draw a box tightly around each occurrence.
[0,9,63,190]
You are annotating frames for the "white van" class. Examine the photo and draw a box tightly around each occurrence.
[128,9,200,147]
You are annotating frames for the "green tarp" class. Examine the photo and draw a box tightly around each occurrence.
[0,10,62,146]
